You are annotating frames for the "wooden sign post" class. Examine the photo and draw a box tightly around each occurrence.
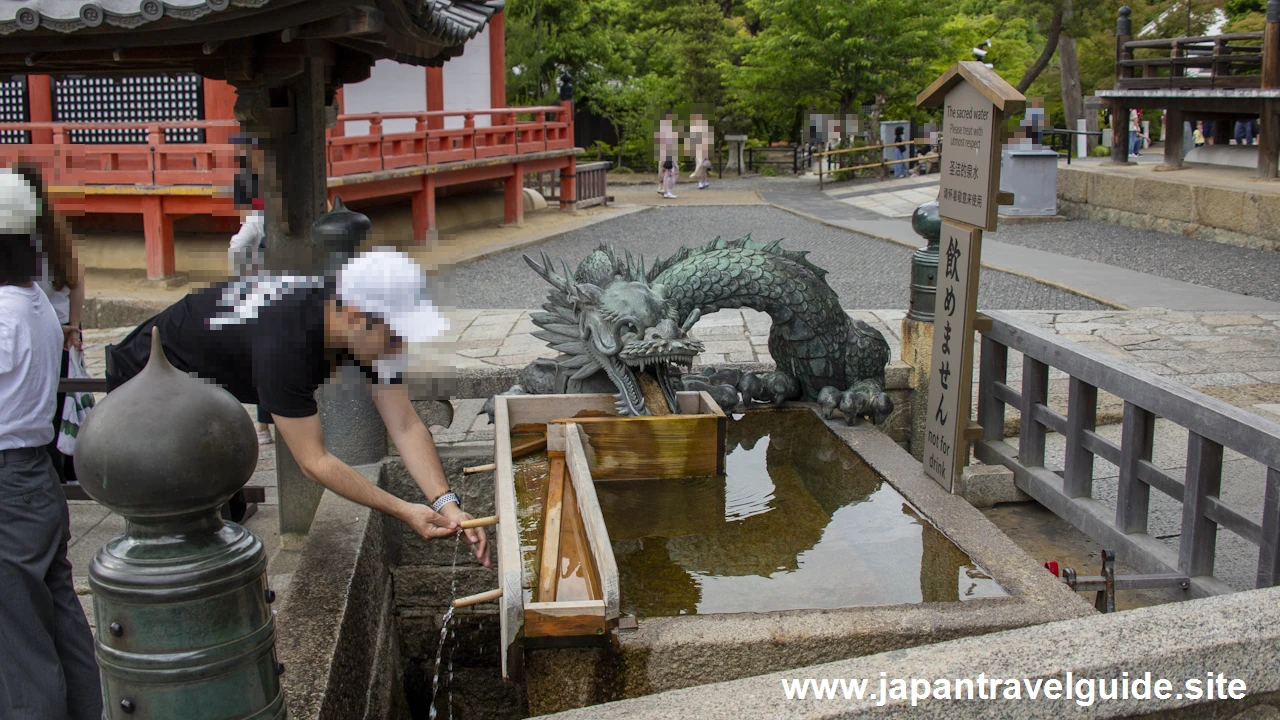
[916,62,1025,492]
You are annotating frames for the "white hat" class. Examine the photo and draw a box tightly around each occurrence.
[337,247,448,344]
[0,169,39,234]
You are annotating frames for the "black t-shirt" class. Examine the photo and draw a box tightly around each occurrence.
[108,280,346,418]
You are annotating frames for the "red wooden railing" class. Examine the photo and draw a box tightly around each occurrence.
[329,105,572,177]
[0,104,574,188]
[0,120,241,188]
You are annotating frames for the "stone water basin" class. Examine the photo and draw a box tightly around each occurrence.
[515,404,1092,715]
[514,409,1005,619]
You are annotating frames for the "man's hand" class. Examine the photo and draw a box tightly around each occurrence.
[402,503,463,541]
[441,503,491,568]
[62,325,82,351]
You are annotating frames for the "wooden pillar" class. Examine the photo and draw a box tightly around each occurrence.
[141,196,176,280]
[202,78,237,145]
[1112,6,1133,165]
[27,74,53,145]
[239,55,330,274]
[412,174,437,243]
[559,155,577,210]
[1111,102,1131,164]
[426,66,445,131]
[1162,108,1184,169]
[489,11,506,111]
[1261,100,1280,178]
[505,161,524,225]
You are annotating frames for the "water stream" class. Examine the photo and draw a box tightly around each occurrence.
[427,534,463,720]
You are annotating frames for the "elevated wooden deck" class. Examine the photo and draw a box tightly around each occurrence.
[1102,6,1280,177]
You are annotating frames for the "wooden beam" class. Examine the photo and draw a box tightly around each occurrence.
[300,5,384,39]
[537,454,567,603]
[524,600,608,638]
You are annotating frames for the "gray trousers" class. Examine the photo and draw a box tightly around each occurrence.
[0,447,102,720]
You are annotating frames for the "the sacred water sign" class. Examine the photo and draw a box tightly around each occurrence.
[917,62,1024,491]
[938,81,1002,231]
[922,222,981,489]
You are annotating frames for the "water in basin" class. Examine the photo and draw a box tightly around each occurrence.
[596,409,1007,618]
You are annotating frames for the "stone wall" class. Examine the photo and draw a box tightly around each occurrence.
[1058,166,1280,252]
[275,463,408,720]
[539,585,1280,719]
[385,446,525,720]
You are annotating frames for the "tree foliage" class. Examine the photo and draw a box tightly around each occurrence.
[500,0,1230,165]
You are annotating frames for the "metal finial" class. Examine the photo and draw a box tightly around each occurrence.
[1117,6,1132,36]
[1268,0,1280,24]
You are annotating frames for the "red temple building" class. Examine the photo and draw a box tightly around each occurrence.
[0,8,582,279]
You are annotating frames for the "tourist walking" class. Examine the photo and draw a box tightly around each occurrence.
[661,157,678,198]
[1235,119,1256,145]
[0,169,103,720]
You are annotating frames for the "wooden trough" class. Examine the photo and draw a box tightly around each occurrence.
[492,392,727,680]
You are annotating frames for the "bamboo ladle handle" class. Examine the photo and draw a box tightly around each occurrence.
[452,587,503,608]
[459,515,497,529]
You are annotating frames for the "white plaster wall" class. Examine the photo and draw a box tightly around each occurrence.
[342,59,427,135]
[442,25,492,129]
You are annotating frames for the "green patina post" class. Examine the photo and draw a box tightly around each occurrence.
[75,333,285,719]
[907,200,942,322]
[903,199,942,460]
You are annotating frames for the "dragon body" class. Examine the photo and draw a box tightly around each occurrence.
[487,236,894,425]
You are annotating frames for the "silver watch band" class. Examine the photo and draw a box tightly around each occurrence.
[431,491,460,513]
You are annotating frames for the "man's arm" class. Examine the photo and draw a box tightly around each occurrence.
[373,383,490,567]
[272,412,462,542]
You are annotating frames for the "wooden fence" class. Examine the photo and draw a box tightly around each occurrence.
[973,311,1280,598]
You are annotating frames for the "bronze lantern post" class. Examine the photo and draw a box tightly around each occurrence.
[75,333,285,719]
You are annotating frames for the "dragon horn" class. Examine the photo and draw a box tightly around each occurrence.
[681,308,702,333]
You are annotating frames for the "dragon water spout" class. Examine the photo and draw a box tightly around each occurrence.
[484,236,894,425]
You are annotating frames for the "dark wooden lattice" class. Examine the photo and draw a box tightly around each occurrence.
[53,74,205,144]
[0,76,29,144]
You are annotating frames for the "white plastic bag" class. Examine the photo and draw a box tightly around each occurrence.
[56,347,95,456]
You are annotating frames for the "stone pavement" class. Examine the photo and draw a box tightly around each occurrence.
[824,175,939,217]
[761,177,1280,313]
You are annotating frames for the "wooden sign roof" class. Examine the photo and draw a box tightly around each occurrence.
[917,61,1026,111]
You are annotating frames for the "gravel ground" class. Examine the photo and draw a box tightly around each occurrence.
[989,218,1280,303]
[449,205,1106,311]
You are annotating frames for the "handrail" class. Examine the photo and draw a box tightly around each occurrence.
[973,310,1280,597]
[338,106,566,122]
[813,139,932,158]
[0,120,240,131]
[1125,32,1264,50]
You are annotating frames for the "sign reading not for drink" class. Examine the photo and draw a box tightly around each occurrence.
[938,81,1000,231]
[923,221,982,491]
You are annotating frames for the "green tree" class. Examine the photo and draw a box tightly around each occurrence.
[727,0,945,135]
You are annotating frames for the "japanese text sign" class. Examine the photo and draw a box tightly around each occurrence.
[939,81,1001,230]
[923,221,981,491]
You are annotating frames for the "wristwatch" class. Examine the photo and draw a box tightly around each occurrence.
[431,491,460,513]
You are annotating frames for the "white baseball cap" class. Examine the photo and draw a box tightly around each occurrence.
[0,169,40,234]
[337,247,448,344]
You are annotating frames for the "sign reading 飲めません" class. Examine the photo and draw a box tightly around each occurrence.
[938,81,1002,231]
[921,221,981,490]
[916,62,1025,491]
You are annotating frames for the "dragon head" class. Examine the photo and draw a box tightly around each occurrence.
[525,249,704,415]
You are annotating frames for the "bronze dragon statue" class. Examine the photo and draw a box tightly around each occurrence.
[484,236,894,424]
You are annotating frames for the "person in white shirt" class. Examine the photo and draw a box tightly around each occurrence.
[0,168,102,719]
[13,163,86,483]
[228,166,272,444]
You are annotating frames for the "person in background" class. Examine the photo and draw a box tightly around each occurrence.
[1130,110,1147,156]
[1194,121,1206,148]
[661,156,678,199]
[227,167,273,445]
[12,163,85,484]
[1235,119,1256,146]
[891,126,908,178]
[0,169,103,720]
